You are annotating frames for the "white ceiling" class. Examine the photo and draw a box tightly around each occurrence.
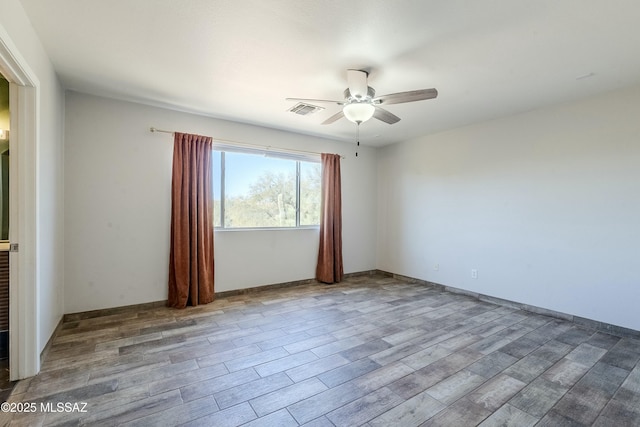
[19,0,640,147]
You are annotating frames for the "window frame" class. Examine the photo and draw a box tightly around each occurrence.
[213,145,321,230]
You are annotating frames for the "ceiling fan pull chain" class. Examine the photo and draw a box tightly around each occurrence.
[356,122,360,157]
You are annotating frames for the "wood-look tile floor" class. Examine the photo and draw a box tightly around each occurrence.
[0,359,16,404]
[2,273,640,426]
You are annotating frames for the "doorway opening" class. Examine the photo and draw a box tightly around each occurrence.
[0,28,40,383]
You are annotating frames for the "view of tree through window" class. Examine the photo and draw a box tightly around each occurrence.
[300,161,321,226]
[213,149,321,228]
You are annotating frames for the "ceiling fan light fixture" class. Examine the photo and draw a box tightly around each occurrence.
[343,103,375,124]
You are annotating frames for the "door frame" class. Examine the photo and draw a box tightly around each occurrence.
[0,26,40,380]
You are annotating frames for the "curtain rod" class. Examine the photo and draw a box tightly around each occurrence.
[150,127,345,159]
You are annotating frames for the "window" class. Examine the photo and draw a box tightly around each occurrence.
[213,147,321,228]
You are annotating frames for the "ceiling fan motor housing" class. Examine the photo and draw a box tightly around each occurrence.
[344,87,376,103]
[347,69,370,99]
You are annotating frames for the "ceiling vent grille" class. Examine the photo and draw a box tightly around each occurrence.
[288,102,324,116]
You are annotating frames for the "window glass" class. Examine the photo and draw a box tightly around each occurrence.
[212,148,321,229]
[300,161,321,226]
[213,150,222,227]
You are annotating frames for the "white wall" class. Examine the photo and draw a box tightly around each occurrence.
[378,85,640,331]
[0,1,65,354]
[64,92,377,313]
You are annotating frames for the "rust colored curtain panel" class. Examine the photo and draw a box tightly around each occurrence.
[168,132,215,308]
[316,153,344,284]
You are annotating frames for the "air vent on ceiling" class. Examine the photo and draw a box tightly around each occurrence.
[287,102,324,116]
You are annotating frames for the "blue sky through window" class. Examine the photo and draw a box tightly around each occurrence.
[213,151,295,198]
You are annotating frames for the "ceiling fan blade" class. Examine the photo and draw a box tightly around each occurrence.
[347,69,369,99]
[373,107,401,124]
[286,97,344,105]
[321,110,345,125]
[373,88,438,105]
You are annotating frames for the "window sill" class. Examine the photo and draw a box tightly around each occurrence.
[214,226,319,232]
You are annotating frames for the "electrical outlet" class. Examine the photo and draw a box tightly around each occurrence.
[434,263,439,271]
[471,269,478,279]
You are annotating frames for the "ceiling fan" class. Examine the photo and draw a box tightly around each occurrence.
[286,69,438,125]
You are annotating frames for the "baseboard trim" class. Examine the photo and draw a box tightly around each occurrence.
[378,270,640,340]
[214,278,318,299]
[63,270,383,321]
[63,269,637,340]
[64,300,167,322]
[40,316,64,365]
